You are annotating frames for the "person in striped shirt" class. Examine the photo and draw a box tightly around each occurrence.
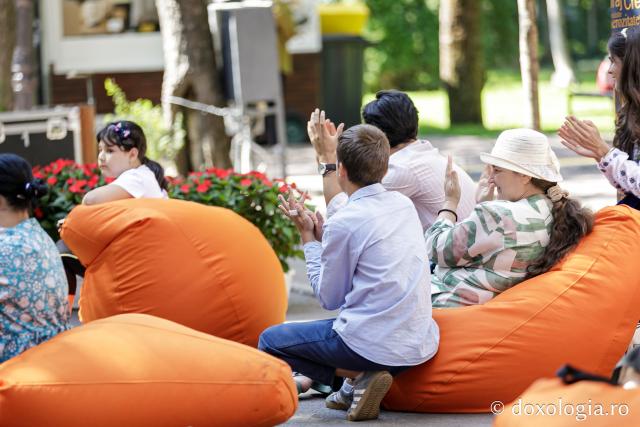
[427,129,594,308]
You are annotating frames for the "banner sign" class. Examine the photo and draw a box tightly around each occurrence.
[611,0,640,32]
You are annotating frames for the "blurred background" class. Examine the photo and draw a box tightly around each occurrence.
[0,0,621,176]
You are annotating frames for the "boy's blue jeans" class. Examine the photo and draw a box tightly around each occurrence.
[258,318,410,388]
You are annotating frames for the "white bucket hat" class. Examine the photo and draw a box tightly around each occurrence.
[479,128,563,183]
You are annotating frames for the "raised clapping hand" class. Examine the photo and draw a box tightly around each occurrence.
[278,191,324,243]
[444,155,461,207]
[475,165,496,203]
[558,116,611,161]
[307,108,344,163]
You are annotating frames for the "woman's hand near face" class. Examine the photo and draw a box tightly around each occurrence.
[558,116,611,161]
[475,165,496,203]
[444,155,461,207]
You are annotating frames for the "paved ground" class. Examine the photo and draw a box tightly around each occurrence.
[280,134,617,426]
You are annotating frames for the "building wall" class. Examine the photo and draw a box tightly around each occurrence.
[50,71,163,114]
[283,53,320,126]
[50,53,321,140]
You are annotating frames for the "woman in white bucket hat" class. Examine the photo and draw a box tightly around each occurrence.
[426,128,594,308]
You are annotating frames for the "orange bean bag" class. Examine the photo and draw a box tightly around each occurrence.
[383,205,640,413]
[0,314,298,427]
[494,378,638,426]
[60,198,287,347]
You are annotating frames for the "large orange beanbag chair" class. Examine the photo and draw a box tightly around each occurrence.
[494,378,638,426]
[384,206,640,413]
[60,198,287,347]
[0,314,298,427]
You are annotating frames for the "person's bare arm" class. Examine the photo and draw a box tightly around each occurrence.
[82,184,133,205]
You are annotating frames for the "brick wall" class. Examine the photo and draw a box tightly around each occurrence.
[282,53,321,123]
[49,52,321,124]
[50,71,163,114]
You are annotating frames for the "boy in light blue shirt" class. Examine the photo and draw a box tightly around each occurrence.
[258,124,439,422]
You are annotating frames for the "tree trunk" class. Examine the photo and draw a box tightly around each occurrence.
[518,0,540,130]
[156,0,231,173]
[0,0,16,111]
[439,0,484,125]
[12,0,37,110]
[546,0,575,87]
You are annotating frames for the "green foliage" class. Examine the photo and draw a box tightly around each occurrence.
[482,0,519,69]
[363,0,440,91]
[168,169,306,272]
[103,78,185,162]
[385,67,615,136]
[361,0,610,91]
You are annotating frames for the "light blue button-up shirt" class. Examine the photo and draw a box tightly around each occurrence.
[303,184,439,366]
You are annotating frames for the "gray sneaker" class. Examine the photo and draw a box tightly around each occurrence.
[325,389,352,411]
[346,371,393,421]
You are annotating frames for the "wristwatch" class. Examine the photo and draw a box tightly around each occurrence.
[318,163,337,177]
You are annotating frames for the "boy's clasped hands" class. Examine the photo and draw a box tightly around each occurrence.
[278,192,324,244]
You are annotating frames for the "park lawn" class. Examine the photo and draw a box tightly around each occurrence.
[365,68,616,138]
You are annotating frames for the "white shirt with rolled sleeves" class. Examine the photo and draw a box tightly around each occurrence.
[326,140,476,231]
[111,164,168,199]
[303,183,440,367]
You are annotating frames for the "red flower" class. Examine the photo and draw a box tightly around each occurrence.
[196,183,209,193]
[88,175,99,188]
[214,169,232,179]
[240,178,252,187]
[69,179,87,194]
[278,185,289,193]
[33,171,44,179]
[46,176,58,185]
[105,177,115,184]
[180,184,190,193]
[33,207,43,219]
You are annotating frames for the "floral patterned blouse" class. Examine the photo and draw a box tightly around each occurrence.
[1,218,70,362]
[598,147,640,197]
[426,194,553,308]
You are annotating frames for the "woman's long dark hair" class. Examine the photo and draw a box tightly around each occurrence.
[97,121,167,190]
[0,153,48,212]
[610,27,640,157]
[525,178,594,279]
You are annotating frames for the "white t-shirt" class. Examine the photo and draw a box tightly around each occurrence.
[328,140,477,231]
[112,165,168,199]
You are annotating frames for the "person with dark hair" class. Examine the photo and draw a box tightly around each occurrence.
[559,27,640,209]
[83,120,168,204]
[308,90,476,231]
[428,129,593,307]
[57,120,168,297]
[259,124,439,422]
[0,154,70,362]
